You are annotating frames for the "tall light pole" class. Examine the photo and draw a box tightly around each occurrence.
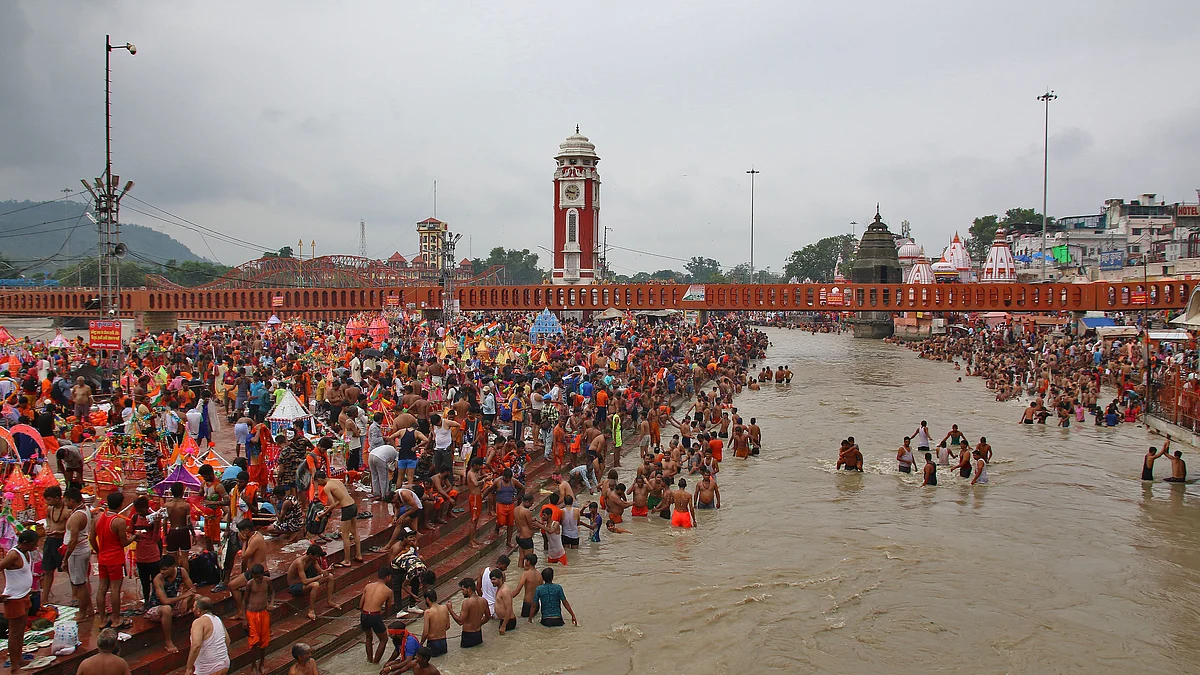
[602,226,613,283]
[1038,89,1057,280]
[746,168,759,282]
[442,230,463,321]
[81,35,136,317]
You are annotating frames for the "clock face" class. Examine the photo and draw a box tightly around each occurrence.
[564,184,581,201]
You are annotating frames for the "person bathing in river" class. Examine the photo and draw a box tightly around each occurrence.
[922,453,937,486]
[836,438,863,471]
[1143,436,1170,481]
[1164,449,1188,483]
[953,439,972,479]
[896,437,915,474]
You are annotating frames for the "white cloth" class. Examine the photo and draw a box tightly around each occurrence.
[369,444,398,465]
[1,549,32,600]
[192,614,230,675]
[480,566,498,614]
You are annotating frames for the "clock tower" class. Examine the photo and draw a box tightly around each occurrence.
[551,127,600,285]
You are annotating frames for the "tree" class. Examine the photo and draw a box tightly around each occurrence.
[262,246,293,258]
[650,269,682,281]
[966,208,1055,261]
[727,263,752,284]
[752,269,780,284]
[782,234,854,282]
[469,247,545,285]
[684,257,722,283]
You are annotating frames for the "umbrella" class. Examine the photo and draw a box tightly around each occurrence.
[8,424,46,459]
[153,464,204,496]
[360,348,382,359]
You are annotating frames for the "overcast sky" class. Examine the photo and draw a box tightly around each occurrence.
[3,1,1198,275]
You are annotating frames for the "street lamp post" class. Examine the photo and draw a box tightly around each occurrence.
[747,168,759,281]
[81,35,136,317]
[1038,89,1057,280]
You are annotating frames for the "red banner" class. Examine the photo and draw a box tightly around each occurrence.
[385,295,401,307]
[88,320,122,349]
[271,295,284,307]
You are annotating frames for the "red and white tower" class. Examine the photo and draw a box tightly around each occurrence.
[551,127,600,285]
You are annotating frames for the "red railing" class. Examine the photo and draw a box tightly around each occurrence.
[1153,373,1200,432]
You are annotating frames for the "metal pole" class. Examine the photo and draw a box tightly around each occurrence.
[1038,90,1056,280]
[746,168,759,282]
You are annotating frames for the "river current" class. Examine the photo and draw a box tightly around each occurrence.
[323,327,1200,674]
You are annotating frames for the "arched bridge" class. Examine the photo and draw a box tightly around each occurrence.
[0,282,1188,323]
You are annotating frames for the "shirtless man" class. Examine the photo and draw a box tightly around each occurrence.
[514,494,536,562]
[836,439,863,471]
[604,483,632,528]
[71,377,93,421]
[225,520,265,619]
[747,418,762,453]
[629,476,651,517]
[360,567,395,663]
[316,471,363,564]
[76,630,129,675]
[669,478,696,528]
[447,578,489,650]
[465,458,489,549]
[976,437,992,463]
[287,544,340,620]
[1165,450,1189,483]
[514,553,540,619]
[954,439,973,478]
[693,472,720,509]
[490,569,517,635]
[1143,436,1171,481]
[419,590,450,657]
[41,486,68,602]
[243,564,274,675]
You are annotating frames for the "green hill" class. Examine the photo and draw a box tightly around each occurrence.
[0,198,208,276]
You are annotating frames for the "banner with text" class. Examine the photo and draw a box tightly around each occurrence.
[88,320,122,349]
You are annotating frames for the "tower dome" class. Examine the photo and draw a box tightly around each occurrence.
[980,228,1018,283]
[556,126,598,161]
[930,258,958,283]
[896,238,920,270]
[945,233,972,271]
[906,248,934,284]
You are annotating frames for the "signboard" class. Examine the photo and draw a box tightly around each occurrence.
[384,294,401,307]
[1179,205,1200,217]
[88,320,122,349]
[682,284,706,302]
[684,310,700,326]
[1130,291,1147,306]
[1098,250,1125,270]
[271,295,284,307]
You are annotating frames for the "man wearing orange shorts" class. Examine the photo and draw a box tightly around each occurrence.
[669,478,695,528]
[466,458,488,549]
[551,418,567,469]
[605,483,631,525]
[492,469,522,547]
[628,475,650,517]
[244,563,274,675]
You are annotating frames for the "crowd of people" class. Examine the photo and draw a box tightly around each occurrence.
[891,314,1193,484]
[0,310,770,674]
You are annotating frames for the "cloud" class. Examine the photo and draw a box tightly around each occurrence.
[2,0,1198,273]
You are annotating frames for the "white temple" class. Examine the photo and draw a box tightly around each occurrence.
[906,248,935,284]
[979,228,1018,283]
[896,238,920,275]
[943,233,975,282]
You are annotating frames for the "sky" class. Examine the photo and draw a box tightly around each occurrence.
[3,0,1199,276]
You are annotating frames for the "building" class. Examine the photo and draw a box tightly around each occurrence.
[551,128,601,285]
[849,207,902,338]
[416,217,449,269]
[943,233,975,282]
[979,229,1017,283]
[906,249,934,284]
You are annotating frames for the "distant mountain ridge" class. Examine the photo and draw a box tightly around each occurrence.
[0,198,208,273]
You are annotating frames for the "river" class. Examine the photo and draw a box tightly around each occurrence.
[319,326,1200,674]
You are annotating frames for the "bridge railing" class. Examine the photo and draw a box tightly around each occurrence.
[0,281,1190,319]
